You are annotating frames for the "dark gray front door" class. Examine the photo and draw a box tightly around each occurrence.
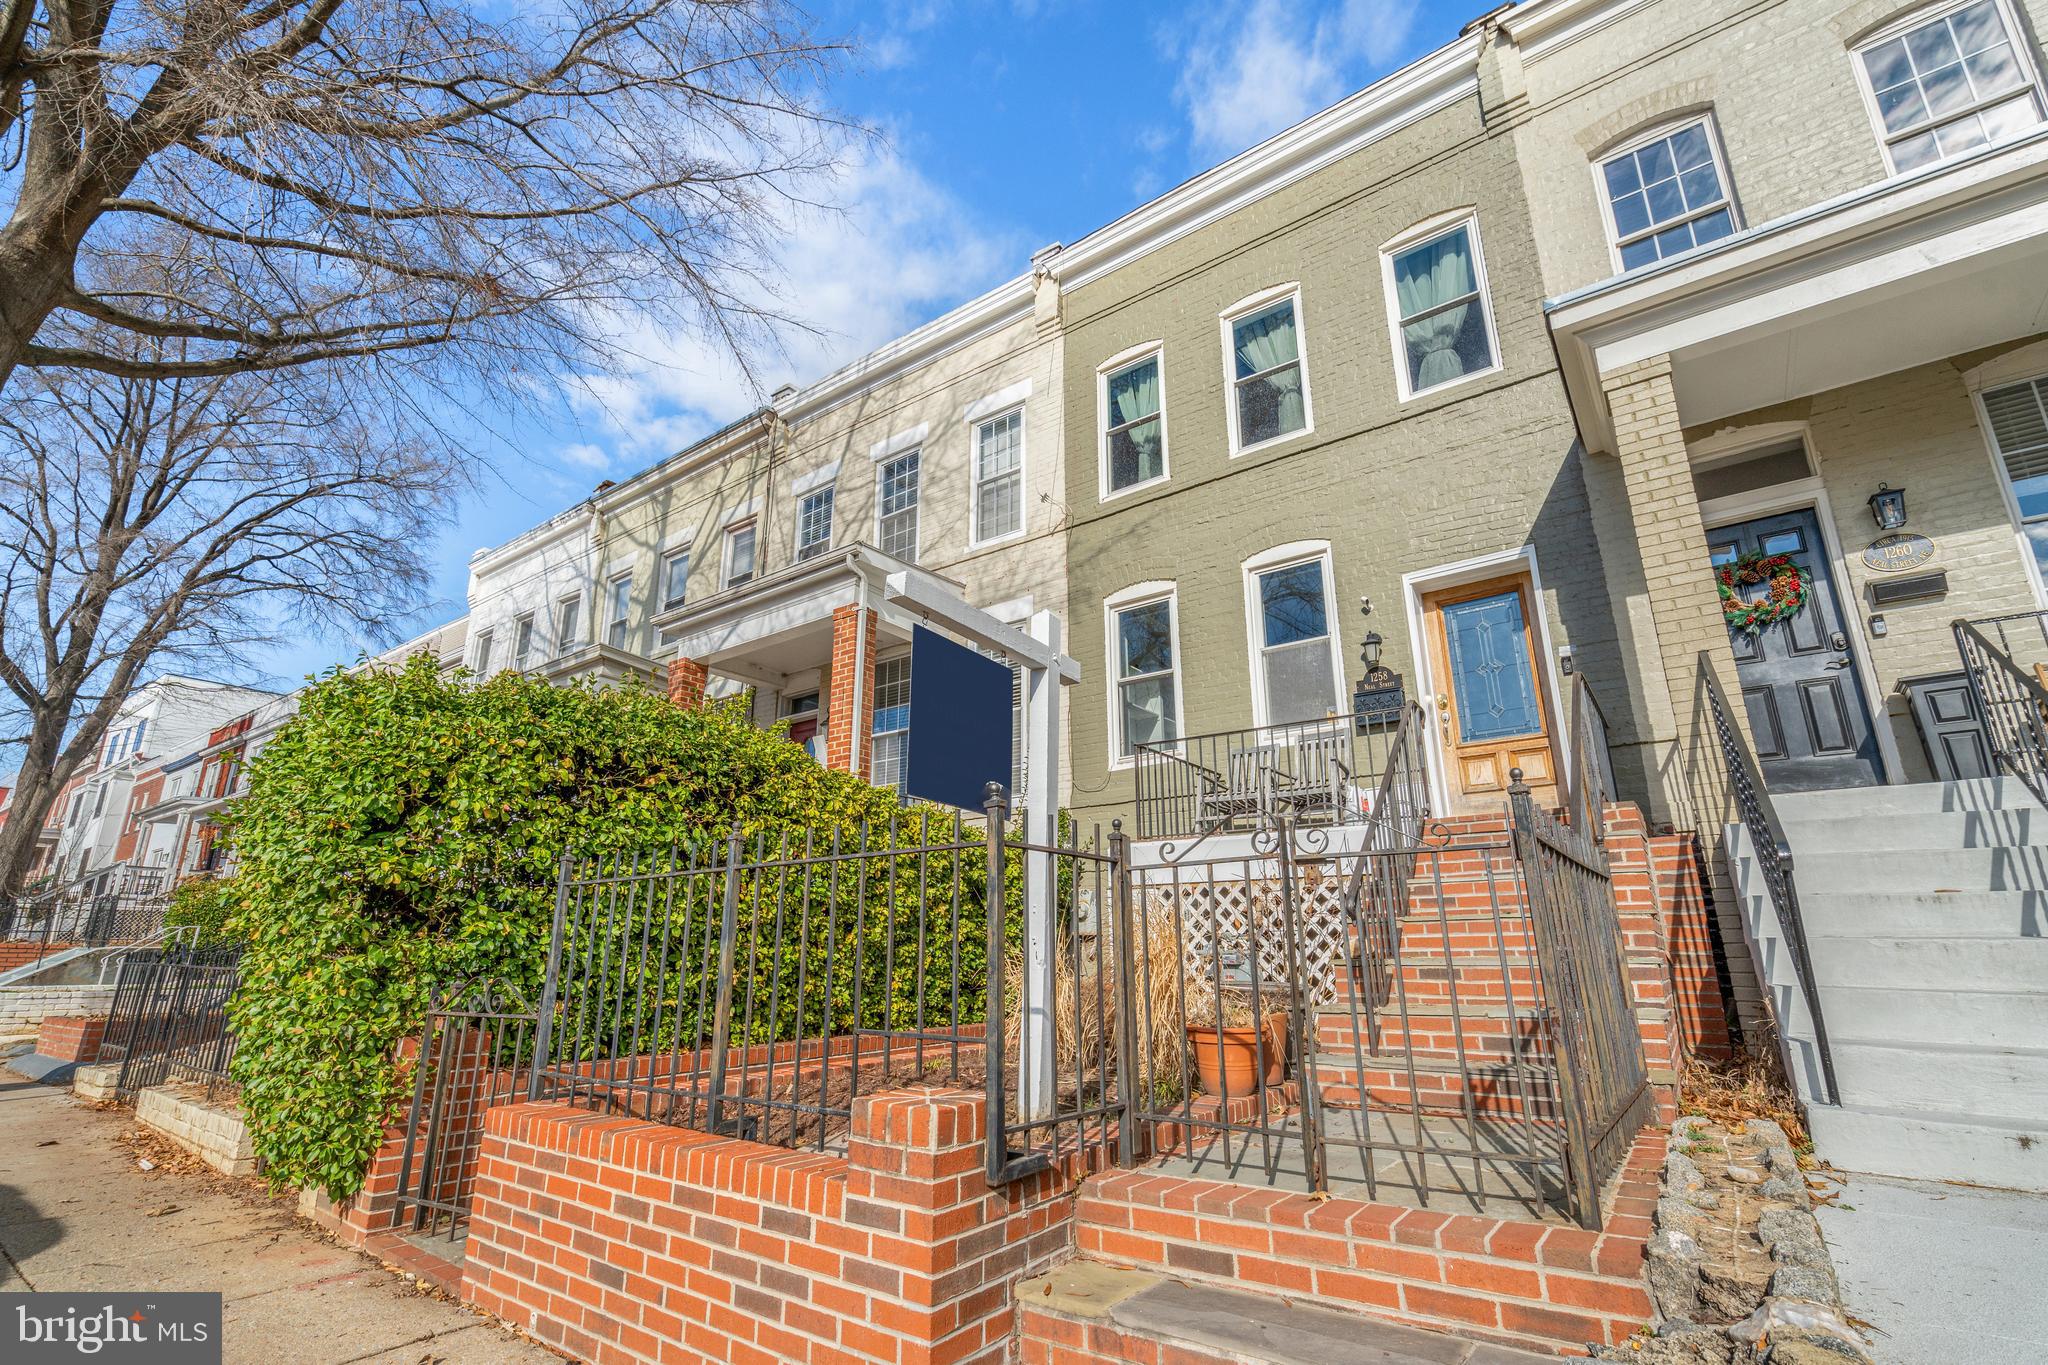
[1708,508,1884,793]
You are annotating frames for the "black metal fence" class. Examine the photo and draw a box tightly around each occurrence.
[98,945,244,1102]
[1507,777,1654,1225]
[2,864,171,968]
[1697,653,1839,1105]
[1132,709,1415,842]
[395,981,535,1240]
[526,803,1125,1181]
[1955,611,2048,807]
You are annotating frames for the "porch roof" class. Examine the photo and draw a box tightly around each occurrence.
[652,544,962,688]
[1548,127,2048,452]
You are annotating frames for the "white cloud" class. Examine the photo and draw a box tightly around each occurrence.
[560,134,1023,472]
[1171,0,1420,160]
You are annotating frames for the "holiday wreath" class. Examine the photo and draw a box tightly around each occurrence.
[1716,550,1810,634]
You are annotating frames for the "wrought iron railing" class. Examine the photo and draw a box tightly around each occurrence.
[1508,774,1652,1228]
[1955,611,2048,807]
[1564,674,1617,840]
[396,980,536,1240]
[1696,653,1838,1105]
[528,804,1125,1183]
[98,945,244,1102]
[1132,707,1414,842]
[1,863,171,969]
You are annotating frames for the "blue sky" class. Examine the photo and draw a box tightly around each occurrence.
[251,0,1468,689]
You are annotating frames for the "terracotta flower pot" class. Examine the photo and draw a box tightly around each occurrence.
[1186,1014,1289,1095]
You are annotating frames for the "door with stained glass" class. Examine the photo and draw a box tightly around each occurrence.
[1423,574,1560,812]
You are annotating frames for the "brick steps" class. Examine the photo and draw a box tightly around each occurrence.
[1075,1129,1663,1356]
[1019,1260,1556,1364]
[1310,1055,1561,1120]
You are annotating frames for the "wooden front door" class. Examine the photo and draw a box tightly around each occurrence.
[1422,574,1560,812]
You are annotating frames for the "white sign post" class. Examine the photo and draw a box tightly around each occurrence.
[881,573,1077,1124]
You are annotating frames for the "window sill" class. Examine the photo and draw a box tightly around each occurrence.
[1099,473,1170,505]
[1230,423,1316,460]
[1397,360,1504,406]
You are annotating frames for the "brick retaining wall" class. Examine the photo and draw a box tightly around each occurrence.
[0,941,73,973]
[461,1090,1090,1365]
[35,1013,106,1063]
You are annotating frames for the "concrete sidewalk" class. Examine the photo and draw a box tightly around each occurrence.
[0,1073,563,1364]
[1816,1170,2048,1364]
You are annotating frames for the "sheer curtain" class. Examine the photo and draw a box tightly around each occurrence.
[1395,231,1476,391]
[1234,306,1304,433]
[1109,360,1163,481]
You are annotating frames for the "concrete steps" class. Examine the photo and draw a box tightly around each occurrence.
[1736,777,2048,1191]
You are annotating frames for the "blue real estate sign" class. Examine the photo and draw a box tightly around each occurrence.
[901,625,1014,810]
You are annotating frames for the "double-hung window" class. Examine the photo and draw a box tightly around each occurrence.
[1599,120,1738,270]
[605,575,632,649]
[797,487,834,560]
[973,409,1025,543]
[512,613,536,671]
[1225,293,1310,452]
[554,593,581,656]
[878,451,921,561]
[724,523,757,588]
[1382,218,1499,400]
[1983,375,2048,585]
[871,655,912,791]
[1250,553,1340,725]
[662,549,690,610]
[473,629,495,674]
[1110,594,1180,760]
[1101,353,1166,496]
[1856,1,2046,173]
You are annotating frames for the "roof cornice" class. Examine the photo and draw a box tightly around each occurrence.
[773,277,1036,426]
[1043,34,1484,294]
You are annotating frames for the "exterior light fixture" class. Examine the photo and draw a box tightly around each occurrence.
[1361,630,1384,670]
[1868,483,1907,530]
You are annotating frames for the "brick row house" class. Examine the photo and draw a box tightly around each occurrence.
[13,0,2047,1276]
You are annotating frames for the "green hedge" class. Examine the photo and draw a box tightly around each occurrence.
[222,657,1012,1199]
[163,874,248,947]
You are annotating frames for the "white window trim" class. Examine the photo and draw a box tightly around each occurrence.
[964,378,1033,424]
[660,547,692,610]
[1591,114,1743,274]
[796,485,835,560]
[1096,341,1171,503]
[1218,283,1316,458]
[1377,209,1504,403]
[1240,541,1347,729]
[553,591,584,657]
[1971,366,2048,606]
[605,573,633,649]
[512,612,537,671]
[472,628,495,674]
[968,404,1029,549]
[722,521,758,589]
[791,461,841,497]
[868,424,928,463]
[876,449,922,562]
[1850,0,2048,176]
[1103,580,1185,771]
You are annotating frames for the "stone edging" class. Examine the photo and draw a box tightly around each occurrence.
[1600,1115,1872,1364]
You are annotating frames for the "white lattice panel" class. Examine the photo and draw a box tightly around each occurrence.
[1142,874,1348,1006]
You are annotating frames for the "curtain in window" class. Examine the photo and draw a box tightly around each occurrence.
[1107,360,1163,486]
[1233,305,1304,432]
[1395,231,1477,391]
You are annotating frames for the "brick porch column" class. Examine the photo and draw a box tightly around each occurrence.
[826,604,876,780]
[1602,356,1765,1036]
[1601,356,1752,827]
[666,656,709,708]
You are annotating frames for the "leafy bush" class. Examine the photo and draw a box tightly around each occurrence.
[223,656,1001,1198]
[163,874,248,947]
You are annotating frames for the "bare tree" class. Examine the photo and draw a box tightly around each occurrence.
[0,347,448,894]
[0,0,848,392]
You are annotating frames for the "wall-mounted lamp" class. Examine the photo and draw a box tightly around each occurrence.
[1361,630,1384,670]
[1868,483,1908,531]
